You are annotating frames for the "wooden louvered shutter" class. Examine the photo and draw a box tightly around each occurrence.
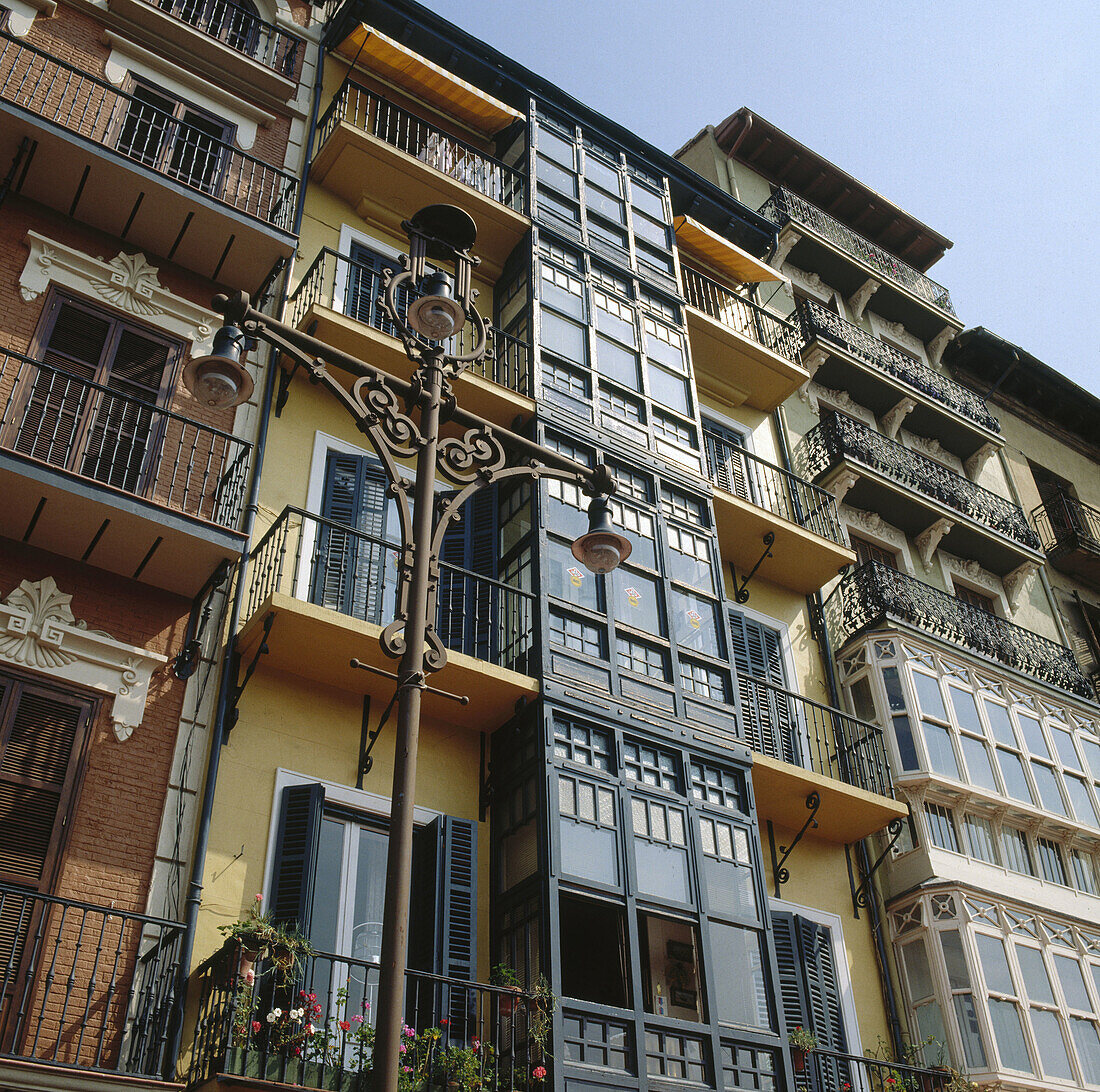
[703,421,750,500]
[0,676,93,892]
[268,783,325,934]
[770,912,808,1044]
[437,487,498,660]
[729,611,794,761]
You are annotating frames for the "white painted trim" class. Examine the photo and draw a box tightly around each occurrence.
[261,767,441,898]
[102,32,275,149]
[0,577,166,740]
[769,896,864,1059]
[4,0,56,37]
[19,231,218,353]
[332,224,409,319]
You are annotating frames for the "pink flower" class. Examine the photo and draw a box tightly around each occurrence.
[313,1004,322,1015]
[305,1023,314,1035]
[399,1044,407,1055]
[532,1066,547,1080]
[339,1021,351,1032]
[402,1066,412,1074]
[351,1015,364,1024]
[251,1020,262,1034]
[471,1038,481,1051]
[300,990,308,999]
[245,969,255,984]
[254,893,263,902]
[440,1018,449,1027]
[309,993,317,1002]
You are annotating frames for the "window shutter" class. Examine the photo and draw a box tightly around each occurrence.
[769,911,808,1039]
[729,611,796,760]
[703,421,749,500]
[269,783,325,934]
[438,487,498,659]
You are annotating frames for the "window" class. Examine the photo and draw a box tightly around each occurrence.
[13,293,180,494]
[558,895,630,1008]
[729,610,799,766]
[851,535,899,570]
[116,79,233,195]
[955,584,997,613]
[158,0,263,58]
[924,803,960,852]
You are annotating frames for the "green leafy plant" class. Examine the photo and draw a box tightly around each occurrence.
[218,893,315,981]
[787,1025,819,1051]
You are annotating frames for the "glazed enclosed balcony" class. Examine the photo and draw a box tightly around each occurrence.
[239,507,538,729]
[702,423,854,594]
[287,248,534,427]
[824,560,1095,700]
[759,187,960,342]
[1032,492,1100,591]
[0,884,184,1083]
[0,29,298,291]
[681,265,808,411]
[107,0,304,100]
[311,82,529,277]
[0,348,251,595]
[739,673,903,843]
[796,410,1042,576]
[798,299,1001,462]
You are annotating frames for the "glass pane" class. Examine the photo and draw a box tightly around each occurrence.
[977,934,1014,995]
[1014,945,1054,1005]
[1083,738,1100,778]
[960,736,998,792]
[1018,714,1050,758]
[613,569,663,636]
[1055,954,1092,1011]
[635,838,690,903]
[1001,828,1034,875]
[1066,775,1100,827]
[912,670,947,720]
[545,538,601,612]
[642,915,703,1022]
[595,335,640,389]
[1030,1009,1073,1080]
[1031,762,1068,816]
[902,941,934,1000]
[949,685,984,735]
[1052,727,1082,770]
[351,827,388,963]
[883,666,907,714]
[594,301,637,347]
[985,701,1016,746]
[1071,1018,1100,1086]
[923,722,960,778]
[309,818,345,953]
[964,815,1000,864]
[671,588,720,658]
[988,999,1032,1072]
[997,749,1035,803]
[952,994,987,1069]
[647,364,690,416]
[893,716,920,771]
[939,930,971,989]
[914,1001,948,1062]
[541,268,585,319]
[538,127,574,169]
[709,923,770,1029]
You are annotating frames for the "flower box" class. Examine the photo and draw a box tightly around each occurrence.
[224,1047,369,1090]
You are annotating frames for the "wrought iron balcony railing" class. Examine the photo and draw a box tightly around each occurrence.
[793,1045,951,1092]
[798,299,1000,434]
[0,884,184,1078]
[759,187,956,317]
[739,674,893,798]
[703,424,846,546]
[187,942,546,1090]
[288,248,532,396]
[247,507,535,674]
[824,560,1094,699]
[1032,492,1100,555]
[152,0,302,77]
[0,30,298,229]
[681,265,804,363]
[0,349,251,529]
[317,82,526,213]
[796,411,1039,551]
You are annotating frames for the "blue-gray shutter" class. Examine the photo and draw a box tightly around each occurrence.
[269,783,325,934]
[437,487,498,660]
[729,610,799,764]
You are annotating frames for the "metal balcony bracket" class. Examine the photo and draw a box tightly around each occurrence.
[1,136,36,209]
[172,558,233,679]
[274,359,300,416]
[731,532,775,604]
[479,731,492,822]
[767,791,821,896]
[847,815,905,918]
[223,611,275,739]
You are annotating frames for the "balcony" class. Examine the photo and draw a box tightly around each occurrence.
[1032,492,1100,590]
[107,0,304,100]
[759,187,959,342]
[740,674,903,842]
[702,425,854,594]
[794,1047,952,1092]
[239,507,538,729]
[798,299,1001,461]
[824,560,1095,700]
[0,29,298,291]
[0,884,183,1082]
[187,943,548,1092]
[311,82,529,276]
[796,411,1042,576]
[0,348,251,595]
[288,248,534,427]
[681,265,808,411]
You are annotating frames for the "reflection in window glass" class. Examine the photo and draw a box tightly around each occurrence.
[1031,762,1068,816]
[1071,1018,1100,1085]
[542,310,587,364]
[1052,728,1082,770]
[1001,827,1034,875]
[1054,955,1092,1012]
[546,538,601,612]
[923,722,960,778]
[1015,945,1054,1004]
[709,923,770,1030]
[997,749,1034,804]
[596,335,641,389]
[902,941,934,998]
[977,934,1014,995]
[985,701,1016,746]
[912,670,947,720]
[963,815,1000,864]
[1030,1008,1073,1079]
[953,994,986,1069]
[1066,776,1100,827]
[1018,714,1050,758]
[960,736,998,792]
[949,685,985,735]
[988,999,1032,1072]
[613,569,663,636]
[671,588,720,658]
[939,930,970,989]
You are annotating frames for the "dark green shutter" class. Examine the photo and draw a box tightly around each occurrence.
[703,419,750,499]
[729,611,798,764]
[437,487,498,660]
[269,783,325,934]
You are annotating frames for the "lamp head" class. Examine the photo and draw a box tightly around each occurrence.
[571,495,632,574]
[403,204,478,260]
[407,269,465,340]
[182,325,254,408]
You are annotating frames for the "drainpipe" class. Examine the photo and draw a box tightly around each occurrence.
[165,28,326,1079]
[772,405,907,1059]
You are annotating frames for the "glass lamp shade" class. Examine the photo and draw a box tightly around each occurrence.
[571,496,632,574]
[407,271,465,339]
[183,326,254,408]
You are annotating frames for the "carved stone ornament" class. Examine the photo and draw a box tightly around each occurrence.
[772,229,802,269]
[1003,562,1039,612]
[19,232,217,353]
[915,517,954,570]
[842,504,906,547]
[827,469,860,505]
[0,577,167,741]
[927,326,958,366]
[812,382,869,421]
[783,263,831,301]
[847,277,881,320]
[874,317,922,354]
[880,397,916,440]
[905,431,956,468]
[964,442,998,480]
[944,554,1001,592]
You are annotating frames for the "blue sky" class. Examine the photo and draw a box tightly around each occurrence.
[429,0,1099,395]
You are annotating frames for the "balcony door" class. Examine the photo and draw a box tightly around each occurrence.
[11,294,178,495]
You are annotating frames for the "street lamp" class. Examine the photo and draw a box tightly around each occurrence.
[192,204,630,1092]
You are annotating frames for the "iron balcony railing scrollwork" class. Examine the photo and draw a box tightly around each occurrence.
[0,30,298,229]
[702,424,846,546]
[247,507,535,674]
[0,884,185,1078]
[1032,492,1100,555]
[152,0,302,77]
[796,410,1040,551]
[824,560,1094,699]
[288,248,532,396]
[188,942,546,1091]
[681,265,804,364]
[797,299,1000,434]
[759,186,957,317]
[792,1045,950,1092]
[738,673,893,798]
[317,81,526,213]
[0,348,252,529]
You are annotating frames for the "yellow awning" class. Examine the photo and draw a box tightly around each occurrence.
[674,215,784,284]
[335,24,523,135]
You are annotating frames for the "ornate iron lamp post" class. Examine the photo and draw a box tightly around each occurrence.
[193,204,630,1092]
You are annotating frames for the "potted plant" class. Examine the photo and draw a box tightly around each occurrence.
[490,963,523,1018]
[218,892,316,982]
[788,1025,818,1072]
